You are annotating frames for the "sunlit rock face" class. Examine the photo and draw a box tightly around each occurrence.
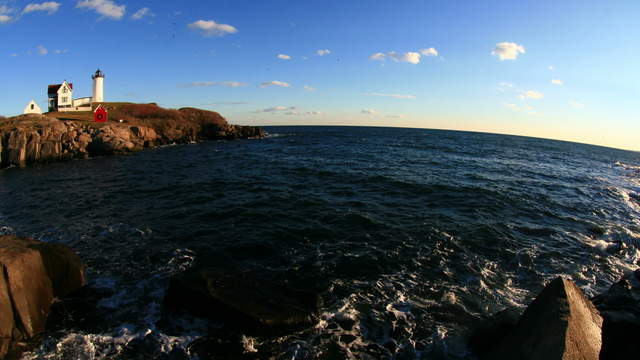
[0,235,85,359]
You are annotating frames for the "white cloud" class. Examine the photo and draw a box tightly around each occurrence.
[551,79,563,85]
[491,42,525,61]
[316,49,331,56]
[260,80,290,88]
[419,48,438,57]
[277,54,291,60]
[131,7,151,20]
[361,109,377,115]
[388,51,421,64]
[504,103,520,111]
[385,114,407,119]
[37,45,47,55]
[498,82,514,88]
[369,52,386,61]
[188,19,237,37]
[54,49,68,54]
[369,49,438,64]
[10,53,18,57]
[23,2,60,14]
[365,93,416,99]
[182,81,246,88]
[569,101,584,109]
[548,65,554,70]
[303,85,315,92]
[0,5,13,23]
[524,90,544,99]
[76,0,125,20]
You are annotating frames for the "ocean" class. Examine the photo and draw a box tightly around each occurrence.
[1,126,639,359]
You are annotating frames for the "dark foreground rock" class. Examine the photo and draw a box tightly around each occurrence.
[471,277,603,360]
[163,267,321,336]
[0,235,85,359]
[592,269,640,359]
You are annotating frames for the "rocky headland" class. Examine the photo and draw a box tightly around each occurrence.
[0,103,265,169]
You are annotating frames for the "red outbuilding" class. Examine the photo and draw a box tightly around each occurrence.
[94,105,108,122]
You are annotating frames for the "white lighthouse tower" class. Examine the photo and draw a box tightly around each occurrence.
[92,69,104,103]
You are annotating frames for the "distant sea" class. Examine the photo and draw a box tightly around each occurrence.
[1,126,639,359]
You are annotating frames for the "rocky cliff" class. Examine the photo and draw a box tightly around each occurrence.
[0,104,265,169]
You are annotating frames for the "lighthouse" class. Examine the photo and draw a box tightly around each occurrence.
[92,69,104,103]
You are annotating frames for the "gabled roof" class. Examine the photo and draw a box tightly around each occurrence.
[47,82,73,95]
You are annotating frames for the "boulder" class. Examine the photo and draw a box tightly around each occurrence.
[592,269,640,359]
[468,307,521,357]
[164,267,321,336]
[484,277,602,360]
[0,235,85,359]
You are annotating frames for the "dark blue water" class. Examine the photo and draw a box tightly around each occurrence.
[1,126,639,359]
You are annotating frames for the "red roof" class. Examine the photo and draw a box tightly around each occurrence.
[47,83,73,95]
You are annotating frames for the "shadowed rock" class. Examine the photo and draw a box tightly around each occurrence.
[0,235,85,359]
[484,277,602,360]
[164,267,321,336]
[592,269,640,359]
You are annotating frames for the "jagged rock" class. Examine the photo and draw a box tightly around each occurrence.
[592,269,640,359]
[1,106,264,169]
[468,307,521,357]
[164,267,321,336]
[483,277,602,360]
[0,235,85,359]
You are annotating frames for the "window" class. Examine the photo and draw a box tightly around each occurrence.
[61,97,68,103]
[63,87,68,94]
[31,104,34,110]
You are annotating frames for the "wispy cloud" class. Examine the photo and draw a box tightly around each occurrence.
[181,81,246,88]
[284,110,323,116]
[0,14,10,23]
[504,103,520,111]
[131,7,152,20]
[37,45,47,55]
[419,48,438,57]
[523,90,544,99]
[303,85,315,92]
[54,49,68,54]
[260,80,290,88]
[492,42,525,61]
[365,93,416,99]
[76,0,125,20]
[255,106,296,113]
[277,54,291,60]
[23,2,60,14]
[209,101,249,105]
[369,52,386,61]
[188,19,237,37]
[316,49,331,56]
[551,79,563,85]
[548,65,555,70]
[361,109,377,115]
[569,101,584,109]
[385,114,407,119]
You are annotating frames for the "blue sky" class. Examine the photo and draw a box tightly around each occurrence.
[1,0,639,150]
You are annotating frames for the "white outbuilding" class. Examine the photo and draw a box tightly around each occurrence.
[23,100,42,114]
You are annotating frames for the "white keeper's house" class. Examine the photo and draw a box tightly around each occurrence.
[33,69,105,113]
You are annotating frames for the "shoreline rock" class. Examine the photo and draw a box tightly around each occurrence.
[0,105,265,169]
[0,235,85,359]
